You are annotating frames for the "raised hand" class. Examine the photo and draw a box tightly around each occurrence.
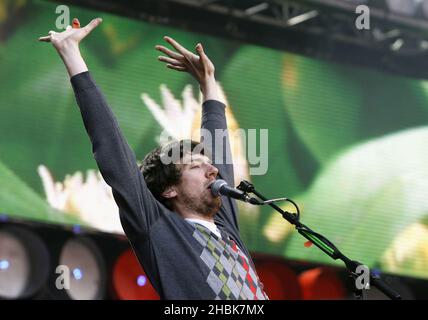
[156,37,215,83]
[156,36,221,102]
[39,17,102,52]
[39,18,102,77]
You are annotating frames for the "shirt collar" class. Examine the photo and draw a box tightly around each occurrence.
[185,218,221,238]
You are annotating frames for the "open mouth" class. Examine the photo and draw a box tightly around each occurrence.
[207,180,216,189]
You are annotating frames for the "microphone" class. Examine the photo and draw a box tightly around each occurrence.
[210,179,255,203]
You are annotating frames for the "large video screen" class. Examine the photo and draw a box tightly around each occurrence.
[1,0,428,280]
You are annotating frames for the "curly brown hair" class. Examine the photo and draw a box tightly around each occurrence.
[139,139,207,209]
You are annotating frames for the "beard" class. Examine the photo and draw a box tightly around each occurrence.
[180,189,222,218]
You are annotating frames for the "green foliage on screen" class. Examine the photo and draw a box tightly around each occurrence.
[1,0,428,279]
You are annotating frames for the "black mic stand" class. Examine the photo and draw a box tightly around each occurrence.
[237,180,402,300]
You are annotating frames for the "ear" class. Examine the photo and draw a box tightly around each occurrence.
[161,186,177,199]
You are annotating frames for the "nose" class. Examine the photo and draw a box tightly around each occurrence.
[205,163,218,179]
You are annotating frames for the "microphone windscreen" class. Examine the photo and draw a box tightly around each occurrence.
[210,179,227,197]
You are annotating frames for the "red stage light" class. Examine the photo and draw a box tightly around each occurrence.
[112,249,159,300]
[298,267,346,300]
[255,260,302,300]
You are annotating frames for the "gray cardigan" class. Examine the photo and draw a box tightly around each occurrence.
[70,71,267,300]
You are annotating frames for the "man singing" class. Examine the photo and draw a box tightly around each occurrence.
[39,17,268,300]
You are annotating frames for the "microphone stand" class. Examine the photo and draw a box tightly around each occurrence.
[237,180,402,300]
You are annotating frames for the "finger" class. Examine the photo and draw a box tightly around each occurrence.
[196,43,209,64]
[38,36,51,42]
[163,36,192,56]
[158,56,182,66]
[166,64,187,72]
[72,18,81,29]
[155,45,182,60]
[196,43,205,58]
[83,17,102,34]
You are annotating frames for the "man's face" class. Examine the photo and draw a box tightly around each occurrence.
[175,153,221,217]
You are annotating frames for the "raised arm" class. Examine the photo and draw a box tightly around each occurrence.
[155,37,234,185]
[39,18,162,237]
[39,18,98,78]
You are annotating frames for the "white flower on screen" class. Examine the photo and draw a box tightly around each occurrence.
[142,84,199,141]
[37,165,124,234]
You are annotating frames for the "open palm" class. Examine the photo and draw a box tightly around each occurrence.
[39,18,102,52]
[156,36,215,83]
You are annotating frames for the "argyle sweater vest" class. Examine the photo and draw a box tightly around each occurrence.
[191,222,268,300]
